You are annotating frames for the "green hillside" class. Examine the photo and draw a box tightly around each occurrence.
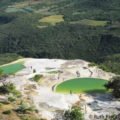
[0,0,120,73]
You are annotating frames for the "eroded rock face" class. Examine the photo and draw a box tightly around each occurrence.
[5,58,116,120]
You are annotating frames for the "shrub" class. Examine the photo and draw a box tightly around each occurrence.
[16,101,36,114]
[63,106,83,120]
[8,94,16,102]
[2,110,12,115]
[33,74,43,82]
[0,83,21,97]
[105,76,120,98]
[88,62,96,67]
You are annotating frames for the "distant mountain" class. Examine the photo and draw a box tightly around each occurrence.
[0,0,120,74]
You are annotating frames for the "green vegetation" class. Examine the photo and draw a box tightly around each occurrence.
[97,54,120,74]
[32,74,43,82]
[16,101,36,114]
[105,76,120,98]
[0,0,120,74]
[2,110,12,115]
[20,115,40,120]
[0,62,25,74]
[8,94,16,102]
[63,106,83,120]
[56,78,107,93]
[88,62,97,67]
[0,68,39,120]
[0,53,22,65]
[48,70,59,74]
[0,103,39,120]
[0,83,21,97]
[0,70,21,97]
[39,15,64,26]
[70,19,108,26]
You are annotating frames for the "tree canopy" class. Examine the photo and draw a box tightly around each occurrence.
[63,107,83,120]
[105,76,120,98]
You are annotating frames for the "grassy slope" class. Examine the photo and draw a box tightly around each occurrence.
[39,15,64,25]
[70,19,108,26]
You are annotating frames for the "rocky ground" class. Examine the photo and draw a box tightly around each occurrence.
[1,58,120,120]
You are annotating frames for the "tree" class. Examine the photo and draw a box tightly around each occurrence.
[63,106,83,120]
[105,76,120,98]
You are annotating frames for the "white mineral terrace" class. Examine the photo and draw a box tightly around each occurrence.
[6,58,120,120]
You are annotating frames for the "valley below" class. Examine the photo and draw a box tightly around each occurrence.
[0,0,120,120]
